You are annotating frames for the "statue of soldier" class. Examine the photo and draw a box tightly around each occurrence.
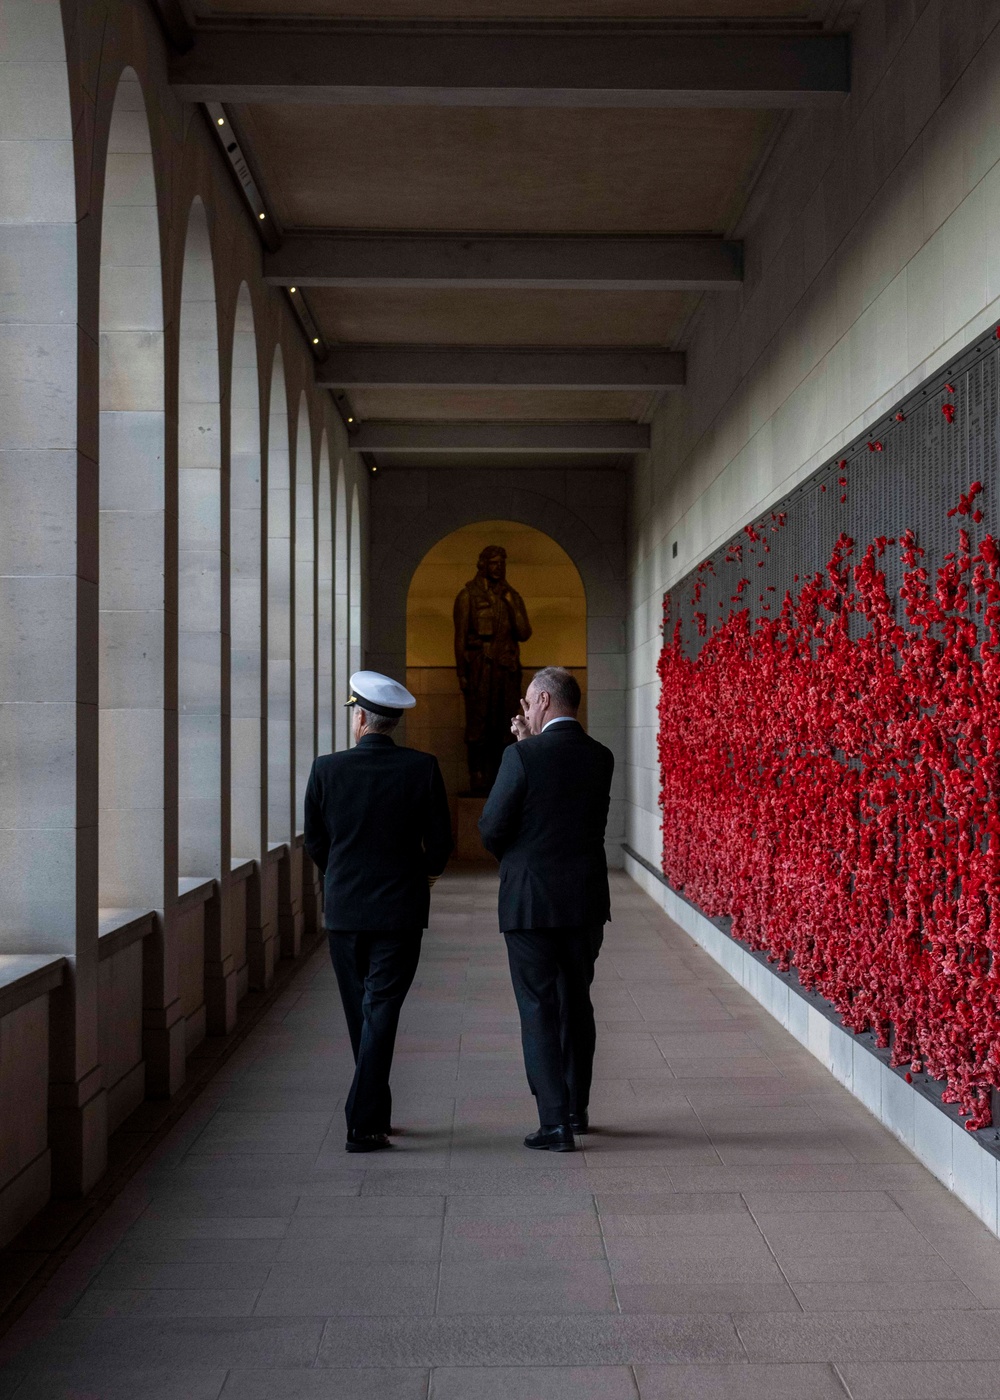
[453,545,532,794]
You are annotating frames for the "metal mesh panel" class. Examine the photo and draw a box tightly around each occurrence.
[670,328,1000,654]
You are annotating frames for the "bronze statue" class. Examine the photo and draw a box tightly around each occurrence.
[453,545,532,794]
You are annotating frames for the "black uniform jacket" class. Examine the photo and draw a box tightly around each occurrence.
[478,720,615,932]
[304,734,453,931]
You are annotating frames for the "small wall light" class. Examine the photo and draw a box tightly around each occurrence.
[289,286,297,294]
[312,337,320,345]
[258,212,266,220]
[217,117,225,126]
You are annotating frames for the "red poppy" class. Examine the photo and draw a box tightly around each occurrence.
[657,480,1000,1130]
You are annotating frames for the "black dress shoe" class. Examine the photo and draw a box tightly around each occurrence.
[569,1110,589,1134]
[345,1130,392,1154]
[524,1125,576,1152]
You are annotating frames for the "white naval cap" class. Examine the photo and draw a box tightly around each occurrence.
[345,670,416,718]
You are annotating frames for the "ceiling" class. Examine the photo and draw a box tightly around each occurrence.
[169,0,850,468]
[196,0,828,16]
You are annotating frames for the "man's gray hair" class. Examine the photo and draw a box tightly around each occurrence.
[529,666,581,711]
[362,710,400,735]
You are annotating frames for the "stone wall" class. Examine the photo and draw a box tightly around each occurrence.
[0,0,368,1241]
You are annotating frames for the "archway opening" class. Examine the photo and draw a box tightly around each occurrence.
[294,395,315,828]
[348,484,362,743]
[334,464,349,751]
[266,348,291,845]
[317,435,334,756]
[177,197,222,881]
[406,519,587,826]
[98,68,165,913]
[229,283,262,864]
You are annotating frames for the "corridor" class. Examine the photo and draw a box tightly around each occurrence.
[2,868,1000,1399]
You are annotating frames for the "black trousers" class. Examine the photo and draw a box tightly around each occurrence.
[327,929,422,1134]
[504,925,604,1128]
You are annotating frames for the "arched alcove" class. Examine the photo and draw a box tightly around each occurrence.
[229,284,262,862]
[177,198,222,880]
[406,520,586,808]
[369,472,626,863]
[294,395,315,828]
[316,435,334,756]
[334,464,349,750]
[267,348,292,844]
[98,68,165,913]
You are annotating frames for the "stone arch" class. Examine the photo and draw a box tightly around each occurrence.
[406,520,588,803]
[229,283,263,863]
[294,395,315,828]
[177,197,222,880]
[316,434,334,756]
[98,68,165,912]
[334,463,349,751]
[267,347,292,844]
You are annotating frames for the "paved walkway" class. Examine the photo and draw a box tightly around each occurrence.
[3,869,1000,1398]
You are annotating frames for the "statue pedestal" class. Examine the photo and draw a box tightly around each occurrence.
[456,795,496,863]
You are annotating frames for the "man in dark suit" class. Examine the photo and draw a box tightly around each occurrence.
[304,670,453,1153]
[479,666,614,1153]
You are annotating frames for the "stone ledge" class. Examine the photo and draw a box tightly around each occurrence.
[0,955,65,1020]
[177,877,216,911]
[624,845,1000,1238]
[265,842,288,865]
[230,858,255,883]
[98,908,155,962]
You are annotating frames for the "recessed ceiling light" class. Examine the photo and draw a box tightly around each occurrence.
[312,337,320,345]
[216,117,225,126]
[258,212,266,220]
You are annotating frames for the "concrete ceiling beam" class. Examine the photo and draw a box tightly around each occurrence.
[267,234,743,291]
[353,421,651,453]
[317,346,684,390]
[170,26,850,109]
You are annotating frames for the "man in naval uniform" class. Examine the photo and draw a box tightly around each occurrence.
[304,671,453,1153]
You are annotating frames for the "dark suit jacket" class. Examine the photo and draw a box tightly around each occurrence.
[478,720,615,931]
[304,734,453,931]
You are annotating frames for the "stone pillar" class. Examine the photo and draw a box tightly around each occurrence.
[279,843,304,960]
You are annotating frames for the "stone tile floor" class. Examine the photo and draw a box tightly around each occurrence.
[3,868,1000,1397]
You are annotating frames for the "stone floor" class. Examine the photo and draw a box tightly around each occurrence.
[3,869,1000,1398]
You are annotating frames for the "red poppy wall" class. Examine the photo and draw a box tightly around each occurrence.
[658,344,1000,1130]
